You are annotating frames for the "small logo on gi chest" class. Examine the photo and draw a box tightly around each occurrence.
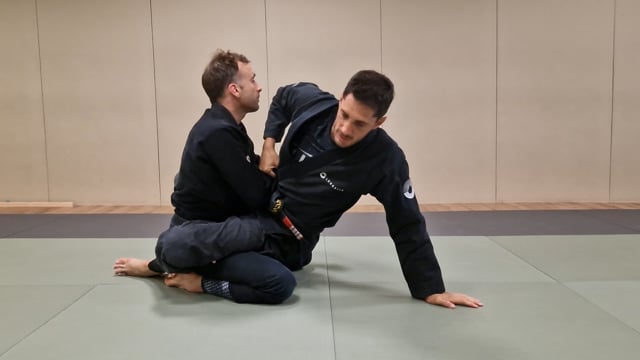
[403,179,415,199]
[320,172,344,192]
[246,155,251,163]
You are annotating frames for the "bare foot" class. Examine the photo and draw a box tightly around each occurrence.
[113,258,159,277]
[163,273,203,293]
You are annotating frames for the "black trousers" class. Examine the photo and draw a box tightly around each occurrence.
[150,213,316,304]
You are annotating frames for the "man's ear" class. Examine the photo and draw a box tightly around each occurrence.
[227,83,240,97]
[375,116,387,128]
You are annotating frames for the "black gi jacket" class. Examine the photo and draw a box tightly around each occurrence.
[264,82,446,299]
[172,103,273,221]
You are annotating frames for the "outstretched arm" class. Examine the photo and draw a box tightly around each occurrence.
[371,145,483,308]
[426,292,483,309]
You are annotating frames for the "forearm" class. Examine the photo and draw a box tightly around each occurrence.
[262,137,277,152]
[259,137,279,177]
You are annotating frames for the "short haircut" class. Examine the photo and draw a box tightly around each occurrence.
[342,70,395,118]
[201,50,250,104]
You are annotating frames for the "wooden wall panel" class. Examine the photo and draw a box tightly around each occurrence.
[0,0,637,205]
[38,0,159,204]
[497,0,614,201]
[0,0,48,201]
[611,0,640,200]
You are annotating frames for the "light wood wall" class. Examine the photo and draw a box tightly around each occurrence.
[1,0,638,205]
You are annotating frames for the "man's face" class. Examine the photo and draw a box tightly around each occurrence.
[331,94,386,148]
[233,62,262,113]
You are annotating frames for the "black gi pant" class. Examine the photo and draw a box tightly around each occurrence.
[152,213,316,304]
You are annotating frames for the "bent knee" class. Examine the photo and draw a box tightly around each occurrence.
[263,270,297,304]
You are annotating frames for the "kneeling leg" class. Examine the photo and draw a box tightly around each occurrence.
[176,252,296,305]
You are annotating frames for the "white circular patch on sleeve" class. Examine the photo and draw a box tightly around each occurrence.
[403,179,415,199]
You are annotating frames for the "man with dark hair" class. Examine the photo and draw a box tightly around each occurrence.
[113,49,273,287]
[156,70,483,309]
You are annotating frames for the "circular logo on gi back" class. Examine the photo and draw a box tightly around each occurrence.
[403,179,415,199]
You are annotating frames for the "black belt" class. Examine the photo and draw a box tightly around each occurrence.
[270,199,304,240]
